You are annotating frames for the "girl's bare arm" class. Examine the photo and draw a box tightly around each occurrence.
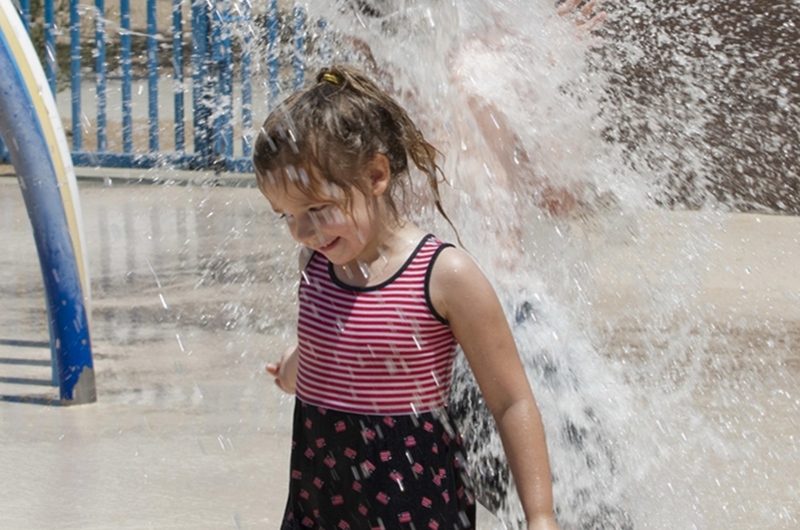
[430,247,560,530]
[266,247,314,394]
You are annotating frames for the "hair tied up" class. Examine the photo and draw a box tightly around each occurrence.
[320,72,340,85]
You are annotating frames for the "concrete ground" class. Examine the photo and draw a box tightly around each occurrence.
[0,166,797,529]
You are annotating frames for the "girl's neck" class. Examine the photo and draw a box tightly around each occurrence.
[337,221,426,288]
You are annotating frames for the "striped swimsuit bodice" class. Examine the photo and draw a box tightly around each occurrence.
[295,234,457,415]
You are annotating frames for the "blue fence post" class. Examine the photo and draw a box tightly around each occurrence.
[241,0,253,157]
[44,0,56,95]
[318,19,330,63]
[211,0,233,160]
[266,0,279,106]
[293,5,305,90]
[70,0,82,151]
[147,0,159,152]
[191,0,211,166]
[94,0,107,152]
[120,0,132,153]
[18,0,30,33]
[173,0,185,152]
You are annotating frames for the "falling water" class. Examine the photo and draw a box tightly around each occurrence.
[2,1,797,528]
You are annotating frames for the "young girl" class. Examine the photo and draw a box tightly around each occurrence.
[256,65,560,530]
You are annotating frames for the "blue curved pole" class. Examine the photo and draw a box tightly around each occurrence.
[0,0,95,405]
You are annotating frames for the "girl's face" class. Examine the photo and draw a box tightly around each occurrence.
[260,162,389,266]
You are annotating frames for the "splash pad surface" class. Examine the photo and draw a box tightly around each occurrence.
[0,171,796,529]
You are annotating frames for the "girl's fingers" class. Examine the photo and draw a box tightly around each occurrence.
[267,362,287,391]
[556,0,582,17]
[558,0,607,33]
[579,11,607,32]
[582,0,600,18]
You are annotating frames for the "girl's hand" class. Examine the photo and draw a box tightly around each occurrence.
[266,344,299,394]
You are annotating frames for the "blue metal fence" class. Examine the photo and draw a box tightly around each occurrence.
[1,0,316,173]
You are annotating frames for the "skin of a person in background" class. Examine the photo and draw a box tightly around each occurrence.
[454,0,607,217]
[259,65,561,530]
[441,0,607,273]
[341,0,606,219]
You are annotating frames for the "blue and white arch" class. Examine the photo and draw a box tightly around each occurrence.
[0,0,95,405]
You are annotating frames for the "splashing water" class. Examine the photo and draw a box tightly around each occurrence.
[2,1,795,528]
[283,1,800,529]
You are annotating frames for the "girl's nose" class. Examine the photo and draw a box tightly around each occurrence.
[293,214,321,246]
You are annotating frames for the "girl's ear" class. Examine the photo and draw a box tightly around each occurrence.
[366,154,392,196]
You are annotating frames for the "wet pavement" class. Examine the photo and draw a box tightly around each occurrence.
[0,167,798,529]
[0,169,297,529]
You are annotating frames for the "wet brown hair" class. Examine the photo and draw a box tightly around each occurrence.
[253,64,455,235]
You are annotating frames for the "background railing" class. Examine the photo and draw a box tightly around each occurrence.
[0,0,324,172]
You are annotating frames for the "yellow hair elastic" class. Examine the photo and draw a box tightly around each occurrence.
[321,72,340,85]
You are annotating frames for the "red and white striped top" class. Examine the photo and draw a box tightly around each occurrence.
[295,234,457,415]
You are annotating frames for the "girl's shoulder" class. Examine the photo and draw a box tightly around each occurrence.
[428,246,493,322]
[429,245,482,283]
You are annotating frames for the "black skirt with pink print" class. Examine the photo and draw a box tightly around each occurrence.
[280,398,477,530]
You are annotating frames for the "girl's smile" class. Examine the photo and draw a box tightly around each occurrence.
[317,237,341,253]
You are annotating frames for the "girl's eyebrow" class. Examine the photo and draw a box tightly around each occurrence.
[288,195,332,208]
[268,197,326,214]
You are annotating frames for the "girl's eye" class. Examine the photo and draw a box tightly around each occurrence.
[309,204,330,213]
